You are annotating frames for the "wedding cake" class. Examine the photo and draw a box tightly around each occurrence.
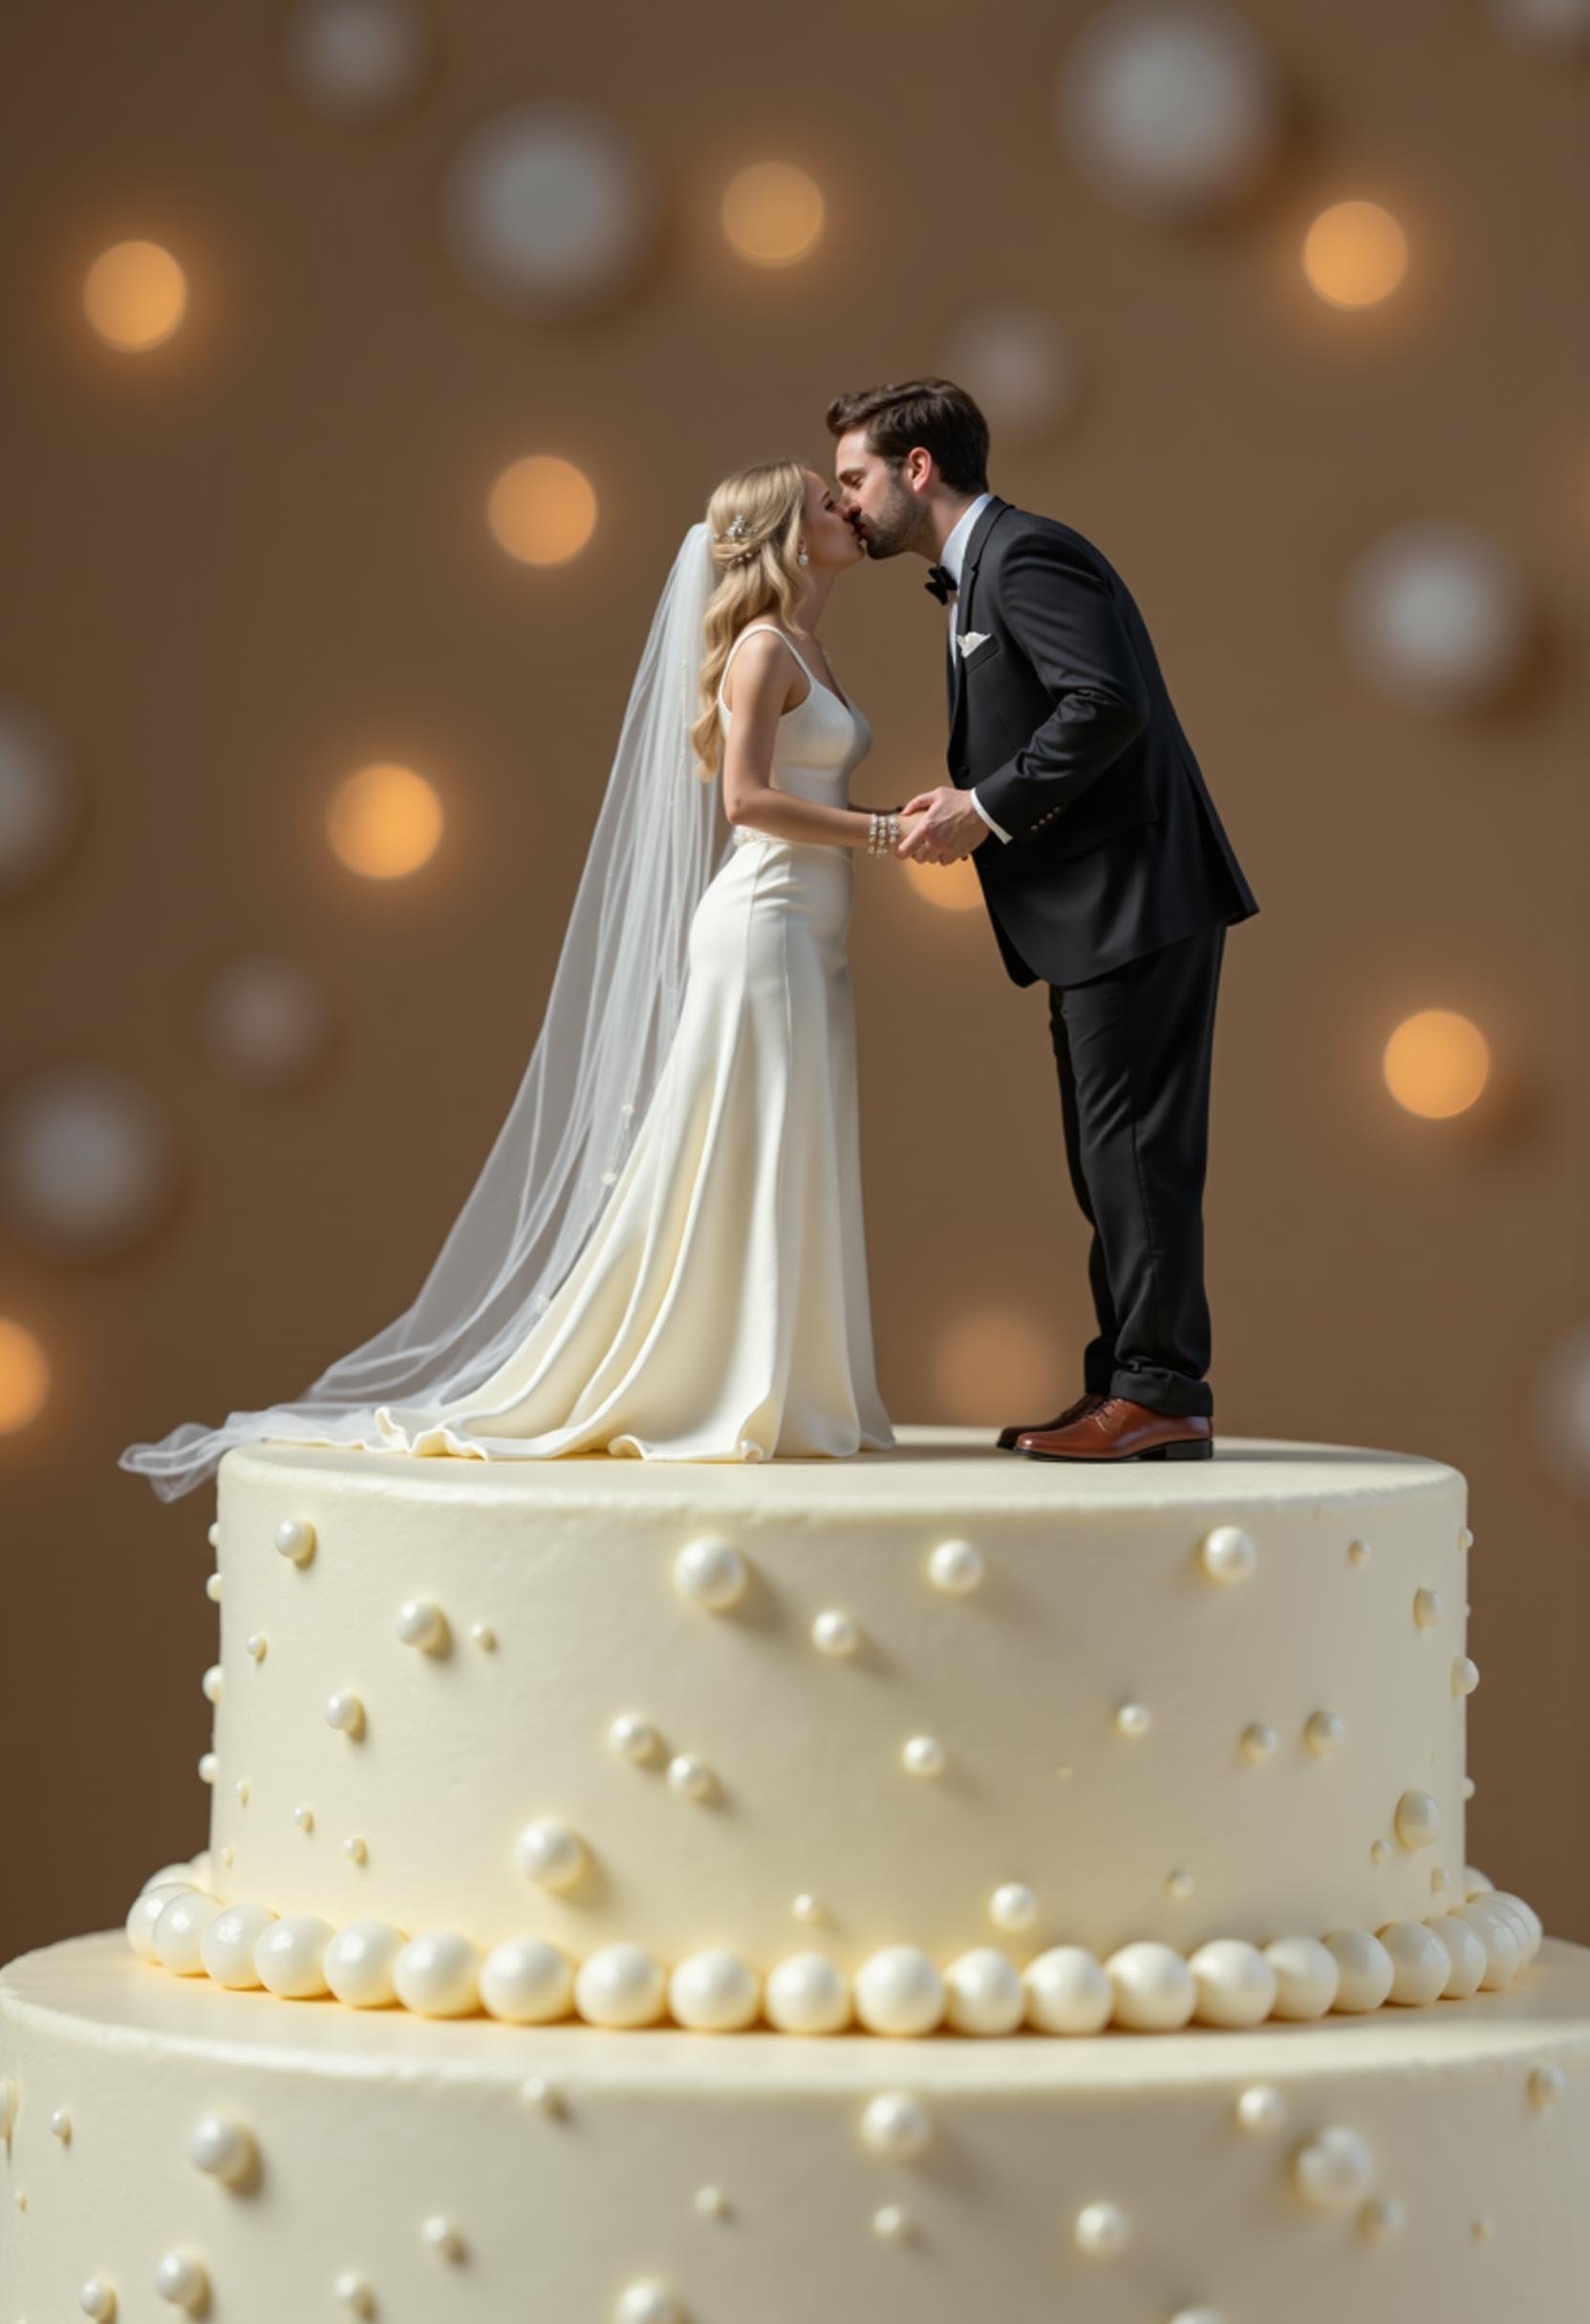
[2,1426,1585,2319]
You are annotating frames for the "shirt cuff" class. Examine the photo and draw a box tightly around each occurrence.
[969,785,1012,844]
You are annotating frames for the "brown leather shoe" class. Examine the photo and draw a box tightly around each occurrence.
[996,1390,1107,1452]
[1016,1395,1214,1463]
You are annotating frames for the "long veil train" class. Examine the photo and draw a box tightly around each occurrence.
[119,521,731,1502]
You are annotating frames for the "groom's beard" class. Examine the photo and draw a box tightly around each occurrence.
[855,485,925,562]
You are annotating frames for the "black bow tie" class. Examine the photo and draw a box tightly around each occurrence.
[925,563,957,604]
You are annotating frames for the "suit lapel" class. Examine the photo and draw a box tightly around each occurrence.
[948,496,1010,745]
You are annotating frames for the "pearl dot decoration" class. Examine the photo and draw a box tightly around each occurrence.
[791,1892,824,1924]
[1263,1935,1341,2020]
[1321,1928,1395,2012]
[860,2091,934,2161]
[871,2204,911,2242]
[926,1536,984,1594]
[200,1903,277,1989]
[1240,1723,1277,1763]
[811,1608,860,1657]
[1112,1699,1150,1739]
[246,1632,268,1661]
[694,2184,729,2220]
[854,1945,945,2036]
[1167,1868,1195,1900]
[944,1947,1026,2034]
[325,1689,365,1737]
[1452,1654,1481,1696]
[609,1711,661,1762]
[50,2106,72,2141]
[77,2280,117,2320]
[1359,2196,1407,2245]
[666,1754,715,1802]
[153,2249,208,2311]
[199,1753,217,1784]
[396,1596,448,1652]
[294,1803,314,1831]
[255,1913,334,1998]
[1106,1941,1196,2031]
[395,1931,483,2018]
[343,1835,369,1865]
[1189,1939,1278,2028]
[1530,2064,1567,2108]
[1291,2123,1375,2210]
[153,1891,225,1974]
[1394,1789,1441,1850]
[1074,2199,1131,2258]
[274,1515,316,1564]
[902,1733,947,1778]
[515,1817,587,1889]
[1413,1586,1443,1629]
[1378,1919,1451,2005]
[764,1952,852,2034]
[1427,1914,1488,1998]
[421,2214,465,2261]
[989,1881,1039,1932]
[614,2283,687,2324]
[1023,1946,1112,2034]
[1235,2082,1286,2137]
[205,1572,223,1602]
[1304,1710,1344,1754]
[202,1664,223,1704]
[189,2113,256,2186]
[672,1535,748,1611]
[1348,1537,1371,1565]
[668,1948,763,2032]
[325,1920,407,2010]
[1197,1523,1256,1582]
[575,1943,667,2028]
[333,2273,376,2317]
[471,1622,497,1649]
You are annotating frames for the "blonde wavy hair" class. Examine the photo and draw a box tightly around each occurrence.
[690,460,809,780]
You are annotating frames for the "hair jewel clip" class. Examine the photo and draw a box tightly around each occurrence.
[722,513,752,541]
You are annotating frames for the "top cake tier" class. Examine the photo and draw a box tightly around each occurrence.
[199,1428,1473,1976]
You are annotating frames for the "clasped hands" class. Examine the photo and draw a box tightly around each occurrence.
[891,785,991,867]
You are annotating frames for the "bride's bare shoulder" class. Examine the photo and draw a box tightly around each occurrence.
[720,624,808,716]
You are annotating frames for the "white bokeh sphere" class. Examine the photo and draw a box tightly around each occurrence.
[0,1064,176,1253]
[204,955,332,1088]
[938,307,1081,444]
[282,0,430,119]
[440,100,655,315]
[1057,0,1285,219]
[0,700,79,899]
[1533,1320,1590,1495]
[1487,0,1590,50]
[1342,521,1532,711]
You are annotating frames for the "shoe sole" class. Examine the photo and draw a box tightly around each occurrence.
[1019,1437,1214,1463]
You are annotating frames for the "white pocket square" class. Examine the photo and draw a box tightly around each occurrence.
[955,630,991,659]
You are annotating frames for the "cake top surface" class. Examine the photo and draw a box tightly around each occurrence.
[218,1425,1461,1519]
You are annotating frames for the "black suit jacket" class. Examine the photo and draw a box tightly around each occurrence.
[943,496,1258,987]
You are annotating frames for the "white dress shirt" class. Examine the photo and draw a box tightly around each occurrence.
[938,492,1012,843]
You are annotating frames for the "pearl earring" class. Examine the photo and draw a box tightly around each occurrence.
[798,546,809,567]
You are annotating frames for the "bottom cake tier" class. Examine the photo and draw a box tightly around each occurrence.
[3,1929,1587,2322]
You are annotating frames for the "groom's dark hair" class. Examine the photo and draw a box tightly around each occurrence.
[825,377,990,495]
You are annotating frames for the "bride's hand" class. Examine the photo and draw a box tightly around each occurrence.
[894,810,932,859]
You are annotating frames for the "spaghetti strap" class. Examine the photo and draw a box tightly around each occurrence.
[717,623,818,709]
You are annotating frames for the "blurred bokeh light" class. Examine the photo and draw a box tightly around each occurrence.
[489,455,598,567]
[1303,200,1409,309]
[721,162,825,266]
[1382,1009,1492,1120]
[0,1065,177,1255]
[83,240,187,352]
[0,1319,51,1436]
[326,763,443,879]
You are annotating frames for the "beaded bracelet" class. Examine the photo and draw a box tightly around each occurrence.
[868,810,900,857]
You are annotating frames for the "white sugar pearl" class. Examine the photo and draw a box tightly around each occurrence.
[666,1754,715,1801]
[324,1920,408,2009]
[421,2215,464,2260]
[205,1571,223,1601]
[127,1885,183,1962]
[943,1947,1025,2034]
[1263,1935,1341,2020]
[1240,1723,1278,1763]
[764,1952,851,2034]
[927,1537,984,1594]
[1113,1700,1150,1738]
[668,1948,762,2032]
[673,1536,747,1610]
[614,2281,686,2324]
[1235,2082,1285,2135]
[1189,1939,1277,2027]
[1452,1654,1480,1696]
[575,1943,667,2028]
[854,1946,945,2035]
[1106,1940,1195,2030]
[396,1596,447,1651]
[1530,2064,1567,2109]
[1495,1892,1543,1960]
[152,1892,225,1975]
[1452,1898,1524,1989]
[1023,1946,1112,2034]
[77,2280,117,2320]
[791,1892,824,1924]
[901,1733,946,1777]
[521,2075,565,2114]
[694,2184,728,2219]
[202,1664,224,1704]
[343,1834,369,1864]
[1359,2196,1407,2245]
[1304,1710,1344,1754]
[0,2079,14,2141]
[294,1803,314,1831]
[1413,1586,1443,1628]
[246,1632,268,1661]
[200,1903,277,1989]
[470,1622,497,1648]
[50,2106,72,2141]
[860,2091,933,2160]
[1425,1911,1488,1997]
[515,1818,586,1888]
[811,1608,860,1657]
[1292,2123,1375,2209]
[153,2249,208,2310]
[198,1753,218,1784]
[1377,1918,1451,2004]
[1198,1523,1256,1582]
[1074,2199,1130,2257]
[608,1711,661,1763]
[1347,1537,1371,1565]
[274,1516,315,1564]
[1321,1927,1394,2012]
[394,1930,482,2018]
[189,2113,255,2184]
[255,1913,334,1998]
[1394,1790,1441,1850]
[141,1861,201,1894]
[871,2203,911,2241]
[324,1689,364,1736]
[333,2274,376,2315]
[989,1881,1038,1932]
[481,1936,575,2024]
[1464,1865,1494,1900]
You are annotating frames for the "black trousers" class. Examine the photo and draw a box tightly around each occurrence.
[1047,918,1227,1420]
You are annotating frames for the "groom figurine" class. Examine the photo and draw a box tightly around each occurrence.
[828,377,1259,1463]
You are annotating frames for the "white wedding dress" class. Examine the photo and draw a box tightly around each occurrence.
[366,625,896,1463]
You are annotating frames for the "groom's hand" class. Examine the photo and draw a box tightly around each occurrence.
[896,786,989,864]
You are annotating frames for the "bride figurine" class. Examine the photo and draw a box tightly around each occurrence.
[120,461,914,1498]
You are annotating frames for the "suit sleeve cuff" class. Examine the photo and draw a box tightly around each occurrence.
[969,785,1012,844]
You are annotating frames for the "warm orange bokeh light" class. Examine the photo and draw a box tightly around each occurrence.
[933,1308,1065,1423]
[327,764,444,881]
[721,162,826,267]
[0,1318,51,1434]
[1383,1009,1491,1119]
[489,456,598,567]
[1302,201,1408,310]
[83,239,188,350]
[902,854,983,913]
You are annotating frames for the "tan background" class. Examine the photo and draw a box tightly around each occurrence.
[0,0,1584,1969]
